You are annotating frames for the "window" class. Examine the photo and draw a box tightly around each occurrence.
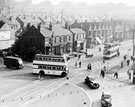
[39,57,42,60]
[69,36,71,41]
[76,35,78,40]
[39,65,42,69]
[55,38,57,43]
[63,36,67,42]
[59,37,61,42]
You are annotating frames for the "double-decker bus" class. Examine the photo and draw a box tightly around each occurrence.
[33,54,69,77]
[103,43,120,59]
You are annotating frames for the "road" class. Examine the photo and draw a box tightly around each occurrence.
[0,40,133,107]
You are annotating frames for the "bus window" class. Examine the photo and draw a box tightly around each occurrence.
[39,65,42,69]
[43,57,46,60]
[39,57,42,60]
[55,59,58,62]
[43,65,46,69]
[61,59,65,62]
[52,58,54,61]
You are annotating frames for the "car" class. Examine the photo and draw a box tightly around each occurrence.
[101,91,112,107]
[86,53,93,58]
[84,76,100,89]
[4,56,24,69]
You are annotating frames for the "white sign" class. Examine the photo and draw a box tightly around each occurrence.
[0,31,10,41]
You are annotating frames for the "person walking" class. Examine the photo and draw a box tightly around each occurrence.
[75,61,77,68]
[121,60,123,68]
[100,69,105,78]
[88,63,92,72]
[78,54,81,60]
[127,59,130,66]
[79,61,81,68]
[127,69,131,79]
[103,58,105,64]
[114,72,118,79]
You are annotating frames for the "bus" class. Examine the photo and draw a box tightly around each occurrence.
[103,43,120,59]
[32,54,69,77]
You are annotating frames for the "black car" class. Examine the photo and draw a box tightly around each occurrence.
[84,76,100,89]
[101,91,112,107]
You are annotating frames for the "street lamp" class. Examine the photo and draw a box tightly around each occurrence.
[133,25,135,56]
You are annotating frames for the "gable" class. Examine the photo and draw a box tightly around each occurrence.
[0,22,11,31]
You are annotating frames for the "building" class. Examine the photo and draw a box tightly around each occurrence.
[40,23,73,55]
[0,21,14,50]
[70,28,86,51]
[16,16,41,29]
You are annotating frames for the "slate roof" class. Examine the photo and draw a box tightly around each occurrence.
[0,21,5,29]
[18,16,41,24]
[70,28,85,34]
[40,24,72,38]
[0,17,19,25]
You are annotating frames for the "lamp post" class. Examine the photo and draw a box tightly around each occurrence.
[51,32,54,55]
[133,25,135,56]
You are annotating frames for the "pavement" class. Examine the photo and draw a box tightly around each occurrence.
[0,40,135,107]
[22,43,135,107]
[24,83,92,107]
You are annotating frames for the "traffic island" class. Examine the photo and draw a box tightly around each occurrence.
[24,83,92,107]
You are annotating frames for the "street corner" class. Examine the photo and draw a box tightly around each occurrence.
[24,83,92,107]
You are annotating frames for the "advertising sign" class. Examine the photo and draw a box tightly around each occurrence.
[0,31,10,41]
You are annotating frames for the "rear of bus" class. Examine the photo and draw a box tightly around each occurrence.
[103,43,119,59]
[32,54,69,77]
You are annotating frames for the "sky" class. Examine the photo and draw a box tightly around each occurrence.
[15,0,135,5]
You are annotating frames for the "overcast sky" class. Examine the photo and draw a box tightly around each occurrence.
[15,0,135,5]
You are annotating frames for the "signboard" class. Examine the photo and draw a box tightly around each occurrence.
[0,31,10,41]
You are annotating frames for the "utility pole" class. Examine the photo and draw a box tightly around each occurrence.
[133,25,135,56]
[51,33,53,55]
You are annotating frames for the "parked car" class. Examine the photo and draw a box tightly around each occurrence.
[4,56,24,69]
[101,91,112,107]
[84,76,100,89]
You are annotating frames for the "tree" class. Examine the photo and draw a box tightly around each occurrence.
[11,35,41,61]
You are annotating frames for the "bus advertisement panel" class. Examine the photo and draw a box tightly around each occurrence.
[33,54,69,77]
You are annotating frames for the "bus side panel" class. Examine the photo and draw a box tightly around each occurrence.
[32,68,66,76]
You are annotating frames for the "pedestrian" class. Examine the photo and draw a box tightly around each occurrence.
[127,69,130,76]
[127,59,130,66]
[104,66,107,72]
[88,63,92,71]
[79,61,81,68]
[129,72,131,80]
[127,69,131,79]
[114,72,118,79]
[103,58,105,64]
[100,69,105,78]
[121,60,123,68]
[117,51,120,56]
[78,54,81,60]
[75,61,77,68]
[131,56,133,61]
[123,55,127,60]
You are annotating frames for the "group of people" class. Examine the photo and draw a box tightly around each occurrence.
[75,54,82,68]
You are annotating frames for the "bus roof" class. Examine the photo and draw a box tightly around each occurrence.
[4,56,22,60]
[35,54,65,58]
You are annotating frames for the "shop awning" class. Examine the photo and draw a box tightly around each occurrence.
[95,37,102,44]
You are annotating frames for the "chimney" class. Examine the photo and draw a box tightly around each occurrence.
[75,19,78,23]
[65,22,68,29]
[37,22,41,31]
[27,23,31,29]
[49,22,52,31]
[9,16,13,21]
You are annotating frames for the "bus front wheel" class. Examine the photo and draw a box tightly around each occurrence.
[61,72,66,77]
[39,71,45,75]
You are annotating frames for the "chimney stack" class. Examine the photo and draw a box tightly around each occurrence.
[49,22,52,31]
